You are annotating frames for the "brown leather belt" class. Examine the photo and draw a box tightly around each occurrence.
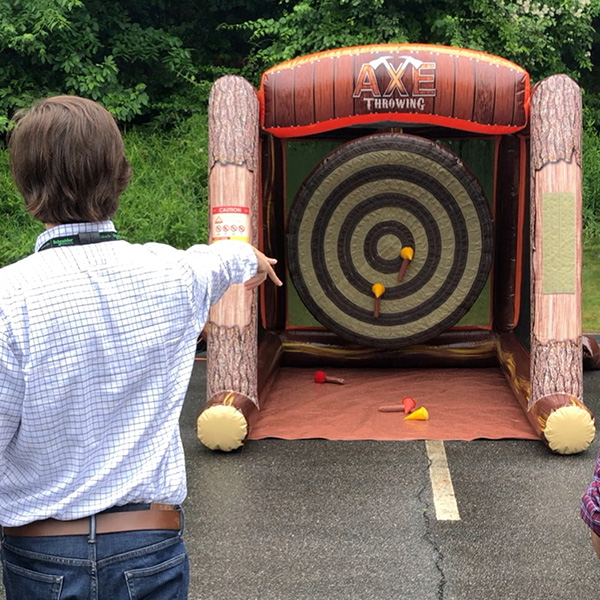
[2,503,181,537]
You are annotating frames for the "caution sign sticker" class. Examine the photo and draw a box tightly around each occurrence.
[210,206,251,243]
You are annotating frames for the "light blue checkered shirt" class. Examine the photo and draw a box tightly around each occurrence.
[0,221,256,526]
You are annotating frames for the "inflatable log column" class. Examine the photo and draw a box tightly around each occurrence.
[196,76,260,451]
[529,75,595,454]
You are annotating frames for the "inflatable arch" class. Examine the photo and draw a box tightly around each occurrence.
[197,44,597,454]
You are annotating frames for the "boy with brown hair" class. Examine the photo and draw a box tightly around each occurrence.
[0,95,281,599]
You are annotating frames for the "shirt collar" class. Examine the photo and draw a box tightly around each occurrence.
[35,221,117,253]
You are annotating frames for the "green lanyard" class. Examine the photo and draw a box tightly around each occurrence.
[38,231,121,252]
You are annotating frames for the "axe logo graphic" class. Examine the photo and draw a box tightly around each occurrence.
[352,55,436,111]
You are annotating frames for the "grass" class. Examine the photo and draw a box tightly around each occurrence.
[1,112,600,333]
[583,236,600,333]
[0,112,210,266]
[583,125,600,238]
[0,151,44,264]
[115,113,209,247]
[581,123,600,332]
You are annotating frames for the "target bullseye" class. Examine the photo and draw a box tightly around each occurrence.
[287,133,493,348]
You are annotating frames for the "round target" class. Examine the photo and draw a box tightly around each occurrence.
[287,133,493,348]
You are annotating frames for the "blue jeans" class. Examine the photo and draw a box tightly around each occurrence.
[1,507,189,600]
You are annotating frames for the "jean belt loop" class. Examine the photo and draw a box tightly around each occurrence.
[89,514,97,542]
[179,505,185,536]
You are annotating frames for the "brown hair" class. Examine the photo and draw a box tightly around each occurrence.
[8,95,132,223]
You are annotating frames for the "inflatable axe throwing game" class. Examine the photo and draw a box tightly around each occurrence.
[196,44,597,454]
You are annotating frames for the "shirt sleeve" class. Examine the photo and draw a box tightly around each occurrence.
[0,309,24,457]
[581,450,600,536]
[184,240,258,325]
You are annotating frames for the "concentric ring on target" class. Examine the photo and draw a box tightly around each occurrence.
[286,133,493,348]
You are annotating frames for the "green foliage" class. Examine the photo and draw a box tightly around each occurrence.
[237,0,600,85]
[581,25,600,134]
[115,112,209,247]
[0,151,43,265]
[431,0,599,80]
[0,111,209,267]
[236,0,421,82]
[0,0,198,130]
[583,119,600,238]
[2,1,598,129]
[1,0,600,259]
[583,238,600,332]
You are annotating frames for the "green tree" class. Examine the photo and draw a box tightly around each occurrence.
[0,0,199,131]
[0,0,284,131]
[238,0,600,86]
[3,1,597,130]
[581,15,600,130]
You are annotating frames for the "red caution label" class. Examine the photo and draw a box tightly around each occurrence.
[210,206,251,242]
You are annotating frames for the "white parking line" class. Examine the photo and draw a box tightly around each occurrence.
[426,439,461,521]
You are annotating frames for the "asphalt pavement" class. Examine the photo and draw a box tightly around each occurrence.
[2,361,600,599]
[181,361,600,600]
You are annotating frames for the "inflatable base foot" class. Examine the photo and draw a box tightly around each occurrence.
[543,405,595,454]
[197,405,248,451]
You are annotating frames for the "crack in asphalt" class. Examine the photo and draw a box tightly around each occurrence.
[418,443,447,599]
